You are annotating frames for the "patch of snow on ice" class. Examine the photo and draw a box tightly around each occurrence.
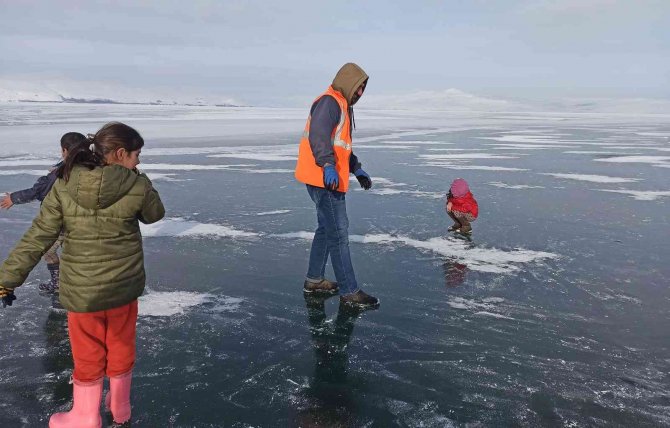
[540,173,640,184]
[0,159,57,167]
[594,155,670,166]
[141,217,259,238]
[0,169,47,176]
[139,291,213,317]
[420,153,518,160]
[256,210,291,216]
[424,164,527,172]
[275,232,558,273]
[593,190,670,201]
[488,182,544,189]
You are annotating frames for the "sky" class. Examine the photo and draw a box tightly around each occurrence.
[0,0,669,107]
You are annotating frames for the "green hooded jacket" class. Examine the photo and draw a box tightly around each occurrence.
[0,164,165,312]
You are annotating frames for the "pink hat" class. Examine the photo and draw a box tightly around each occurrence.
[450,178,470,197]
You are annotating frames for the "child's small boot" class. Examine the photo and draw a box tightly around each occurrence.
[104,370,133,425]
[49,377,103,428]
[458,219,472,234]
[39,263,60,294]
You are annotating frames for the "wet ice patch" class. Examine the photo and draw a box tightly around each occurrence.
[594,189,670,201]
[141,217,259,238]
[488,182,544,189]
[540,173,641,184]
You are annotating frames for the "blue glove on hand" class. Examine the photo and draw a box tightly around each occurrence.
[354,168,372,190]
[323,165,339,191]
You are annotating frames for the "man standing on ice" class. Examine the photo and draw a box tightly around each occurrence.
[295,62,379,309]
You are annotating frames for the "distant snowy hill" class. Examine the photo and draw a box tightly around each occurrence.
[361,88,525,112]
[0,77,241,107]
[2,77,668,114]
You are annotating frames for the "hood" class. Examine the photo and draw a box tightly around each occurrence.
[65,164,139,210]
[332,63,369,106]
[450,178,470,197]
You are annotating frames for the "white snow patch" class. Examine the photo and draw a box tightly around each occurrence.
[145,173,182,181]
[256,210,291,216]
[594,155,670,166]
[420,153,518,160]
[141,217,259,238]
[539,173,640,184]
[594,190,670,201]
[141,163,252,171]
[139,291,213,317]
[488,182,544,189]
[448,297,513,319]
[424,164,527,172]
[0,169,46,176]
[274,232,558,273]
[0,159,56,167]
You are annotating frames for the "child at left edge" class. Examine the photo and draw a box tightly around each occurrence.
[0,132,88,294]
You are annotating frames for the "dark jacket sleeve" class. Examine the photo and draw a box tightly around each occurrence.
[137,174,165,225]
[0,185,63,289]
[308,96,341,167]
[349,152,362,174]
[10,166,60,204]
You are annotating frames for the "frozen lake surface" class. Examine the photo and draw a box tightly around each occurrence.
[1,103,669,427]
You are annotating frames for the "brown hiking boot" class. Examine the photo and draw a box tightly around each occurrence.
[303,279,339,295]
[447,223,461,232]
[340,290,380,309]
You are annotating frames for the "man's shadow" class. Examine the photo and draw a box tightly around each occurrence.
[296,294,365,427]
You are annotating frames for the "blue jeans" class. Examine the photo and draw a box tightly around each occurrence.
[305,185,359,296]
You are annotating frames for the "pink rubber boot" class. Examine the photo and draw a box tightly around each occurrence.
[49,378,102,428]
[105,370,132,424]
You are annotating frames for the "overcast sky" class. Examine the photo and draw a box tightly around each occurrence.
[1,0,668,106]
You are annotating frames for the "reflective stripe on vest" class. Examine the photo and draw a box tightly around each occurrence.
[294,87,352,192]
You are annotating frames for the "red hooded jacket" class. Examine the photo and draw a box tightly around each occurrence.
[448,191,478,218]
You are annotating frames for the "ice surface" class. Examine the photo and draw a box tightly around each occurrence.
[1,104,669,427]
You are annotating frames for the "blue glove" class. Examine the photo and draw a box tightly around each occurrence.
[323,165,339,191]
[354,168,372,190]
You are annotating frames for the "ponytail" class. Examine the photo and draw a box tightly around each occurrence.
[57,134,102,182]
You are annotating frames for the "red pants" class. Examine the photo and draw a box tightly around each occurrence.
[67,300,138,382]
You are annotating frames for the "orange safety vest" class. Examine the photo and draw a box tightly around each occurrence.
[295,86,352,192]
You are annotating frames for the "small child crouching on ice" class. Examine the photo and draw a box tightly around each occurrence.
[446,178,478,234]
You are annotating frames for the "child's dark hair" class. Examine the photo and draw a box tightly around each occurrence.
[60,132,87,151]
[58,122,144,182]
